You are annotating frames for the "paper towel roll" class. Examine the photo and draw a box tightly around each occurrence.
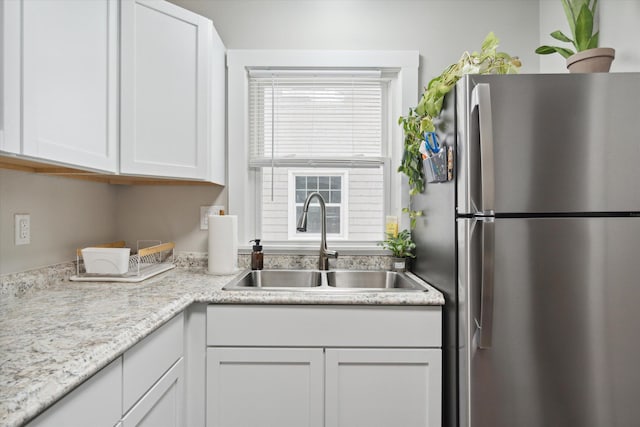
[208,215,238,275]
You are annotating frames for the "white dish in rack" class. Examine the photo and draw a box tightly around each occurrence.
[81,247,131,274]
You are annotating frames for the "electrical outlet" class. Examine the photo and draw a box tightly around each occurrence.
[200,205,225,230]
[15,214,30,245]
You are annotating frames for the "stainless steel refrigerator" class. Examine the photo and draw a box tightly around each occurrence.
[411,73,640,427]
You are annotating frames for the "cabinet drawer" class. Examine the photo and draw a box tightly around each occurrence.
[123,313,184,412]
[122,358,184,427]
[207,305,441,348]
[27,357,122,427]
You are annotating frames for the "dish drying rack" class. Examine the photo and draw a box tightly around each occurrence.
[70,240,176,282]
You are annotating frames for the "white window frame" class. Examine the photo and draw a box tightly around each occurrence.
[287,169,349,241]
[228,50,419,251]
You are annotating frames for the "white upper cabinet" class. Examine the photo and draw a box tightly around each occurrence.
[1,0,21,154]
[121,0,222,181]
[2,0,226,183]
[208,19,226,185]
[16,0,118,172]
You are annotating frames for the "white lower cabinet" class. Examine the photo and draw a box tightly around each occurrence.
[207,348,324,427]
[121,313,185,426]
[28,313,185,427]
[27,357,123,427]
[206,305,443,427]
[325,348,442,427]
[122,313,184,412]
[122,358,184,427]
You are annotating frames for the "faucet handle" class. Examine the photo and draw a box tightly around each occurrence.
[325,249,338,259]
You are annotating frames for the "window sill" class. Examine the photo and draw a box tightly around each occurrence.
[238,243,390,256]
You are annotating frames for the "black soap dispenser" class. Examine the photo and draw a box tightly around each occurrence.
[250,239,264,270]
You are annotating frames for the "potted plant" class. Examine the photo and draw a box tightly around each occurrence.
[398,33,521,225]
[535,0,614,73]
[379,229,416,272]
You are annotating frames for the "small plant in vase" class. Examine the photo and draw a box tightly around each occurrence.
[379,229,416,272]
[536,0,615,72]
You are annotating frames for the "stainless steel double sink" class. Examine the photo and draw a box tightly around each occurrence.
[222,269,430,292]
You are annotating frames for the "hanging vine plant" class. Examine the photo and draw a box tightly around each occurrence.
[398,32,522,201]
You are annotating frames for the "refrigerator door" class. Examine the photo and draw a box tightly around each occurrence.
[457,73,640,215]
[459,216,640,427]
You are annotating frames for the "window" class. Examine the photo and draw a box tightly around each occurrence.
[251,72,386,243]
[291,172,346,238]
[228,51,419,249]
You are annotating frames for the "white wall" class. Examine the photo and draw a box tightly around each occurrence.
[539,0,640,73]
[600,0,640,72]
[538,0,568,73]
[169,0,541,90]
[0,169,117,274]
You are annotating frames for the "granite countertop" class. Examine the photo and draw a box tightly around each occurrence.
[0,265,444,427]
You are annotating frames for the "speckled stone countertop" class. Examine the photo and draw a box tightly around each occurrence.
[0,263,443,427]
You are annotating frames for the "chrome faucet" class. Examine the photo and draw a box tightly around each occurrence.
[296,192,338,270]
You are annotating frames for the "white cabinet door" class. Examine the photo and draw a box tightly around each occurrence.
[19,0,118,171]
[1,0,21,154]
[122,358,184,427]
[27,357,122,427]
[207,347,324,427]
[208,21,226,185]
[325,348,442,427]
[120,0,212,180]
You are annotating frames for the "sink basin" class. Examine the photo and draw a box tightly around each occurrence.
[326,270,426,290]
[223,270,322,290]
[223,269,430,292]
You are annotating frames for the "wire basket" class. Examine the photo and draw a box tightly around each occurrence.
[71,240,175,282]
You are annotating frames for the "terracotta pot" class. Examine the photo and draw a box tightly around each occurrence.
[566,48,615,73]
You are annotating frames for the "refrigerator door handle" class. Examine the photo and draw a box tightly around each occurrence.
[478,218,495,349]
[471,83,495,216]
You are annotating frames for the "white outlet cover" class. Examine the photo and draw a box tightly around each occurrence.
[15,213,30,245]
[200,205,224,230]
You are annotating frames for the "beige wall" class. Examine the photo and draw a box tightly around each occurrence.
[114,185,226,254]
[0,169,118,274]
[0,170,225,274]
[169,0,542,89]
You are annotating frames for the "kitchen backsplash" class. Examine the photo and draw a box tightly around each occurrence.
[1,252,394,299]
[0,263,76,299]
[178,252,393,270]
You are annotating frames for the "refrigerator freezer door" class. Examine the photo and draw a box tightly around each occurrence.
[459,217,640,427]
[457,73,640,215]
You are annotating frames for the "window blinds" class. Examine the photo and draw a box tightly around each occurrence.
[248,73,385,168]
